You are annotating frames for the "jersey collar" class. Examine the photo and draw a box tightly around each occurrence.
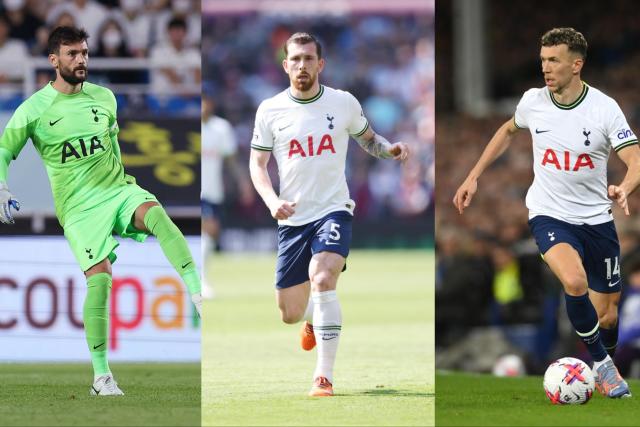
[549,82,588,110]
[287,85,324,104]
[46,81,86,96]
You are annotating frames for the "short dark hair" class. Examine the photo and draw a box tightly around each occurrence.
[168,16,187,31]
[541,27,587,59]
[48,26,89,54]
[284,32,322,59]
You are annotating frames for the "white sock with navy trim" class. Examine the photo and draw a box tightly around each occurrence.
[312,290,341,383]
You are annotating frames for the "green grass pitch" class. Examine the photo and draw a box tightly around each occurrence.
[0,363,200,426]
[202,250,434,426]
[436,371,640,426]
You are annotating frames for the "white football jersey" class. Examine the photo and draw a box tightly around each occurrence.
[252,85,369,226]
[201,115,237,204]
[514,83,638,225]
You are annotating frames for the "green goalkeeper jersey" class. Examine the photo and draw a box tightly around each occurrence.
[0,81,126,226]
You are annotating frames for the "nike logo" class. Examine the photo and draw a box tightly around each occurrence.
[278,124,292,131]
[93,342,105,350]
[608,278,621,287]
[322,336,338,341]
[535,128,551,134]
[49,117,63,126]
[181,261,192,269]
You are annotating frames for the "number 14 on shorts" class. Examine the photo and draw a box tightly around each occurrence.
[604,256,620,286]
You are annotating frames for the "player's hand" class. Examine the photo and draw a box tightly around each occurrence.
[269,200,296,220]
[609,185,630,215]
[453,178,477,215]
[388,142,409,162]
[0,181,20,224]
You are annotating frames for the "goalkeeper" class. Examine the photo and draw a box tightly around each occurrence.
[0,26,202,396]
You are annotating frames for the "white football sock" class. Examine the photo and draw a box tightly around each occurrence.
[312,290,341,383]
[303,297,314,323]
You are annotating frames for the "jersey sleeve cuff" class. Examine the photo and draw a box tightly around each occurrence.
[351,121,369,137]
[513,117,524,129]
[614,139,639,152]
[251,144,272,152]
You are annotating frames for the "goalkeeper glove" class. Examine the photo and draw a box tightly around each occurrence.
[0,181,20,224]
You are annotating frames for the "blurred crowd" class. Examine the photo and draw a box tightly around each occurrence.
[202,13,434,223]
[436,0,640,376]
[0,0,201,114]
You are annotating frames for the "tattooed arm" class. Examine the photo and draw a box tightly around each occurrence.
[353,126,409,161]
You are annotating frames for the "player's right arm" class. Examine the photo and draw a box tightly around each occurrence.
[0,105,32,224]
[249,148,295,220]
[453,118,520,214]
[0,147,19,224]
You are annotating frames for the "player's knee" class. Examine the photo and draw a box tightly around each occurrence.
[561,273,588,296]
[310,270,336,292]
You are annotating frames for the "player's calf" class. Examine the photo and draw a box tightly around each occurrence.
[142,205,201,315]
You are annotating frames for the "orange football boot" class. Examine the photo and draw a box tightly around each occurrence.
[300,321,316,351]
[309,376,333,397]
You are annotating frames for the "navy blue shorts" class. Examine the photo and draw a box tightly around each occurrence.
[275,211,353,289]
[201,199,221,221]
[528,215,621,293]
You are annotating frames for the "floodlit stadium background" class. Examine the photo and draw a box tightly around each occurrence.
[0,0,201,362]
[436,0,640,377]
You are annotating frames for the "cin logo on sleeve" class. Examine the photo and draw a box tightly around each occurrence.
[617,129,634,140]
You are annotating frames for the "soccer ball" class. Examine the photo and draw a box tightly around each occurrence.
[543,357,595,404]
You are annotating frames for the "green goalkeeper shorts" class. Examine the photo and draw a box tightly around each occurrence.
[63,183,159,272]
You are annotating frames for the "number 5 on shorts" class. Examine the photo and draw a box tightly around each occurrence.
[329,223,341,242]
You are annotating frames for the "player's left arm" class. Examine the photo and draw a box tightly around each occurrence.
[352,126,409,162]
[610,144,640,215]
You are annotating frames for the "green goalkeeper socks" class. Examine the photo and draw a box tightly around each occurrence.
[84,272,111,378]
[144,206,201,295]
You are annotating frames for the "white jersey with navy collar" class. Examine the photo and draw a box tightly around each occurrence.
[514,83,637,225]
[252,85,369,226]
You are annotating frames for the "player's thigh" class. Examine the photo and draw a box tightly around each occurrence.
[275,221,314,290]
[64,209,119,272]
[543,243,588,295]
[529,216,587,295]
[276,280,311,323]
[308,211,352,291]
[589,289,621,326]
[112,183,159,239]
[308,251,346,292]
